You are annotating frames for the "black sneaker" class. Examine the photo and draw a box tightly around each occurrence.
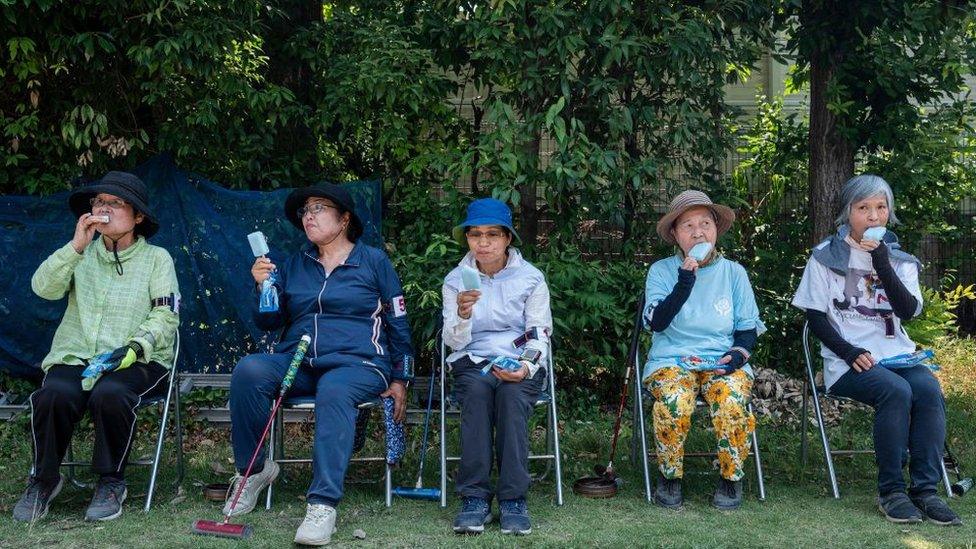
[713,478,743,510]
[85,477,127,521]
[654,475,683,510]
[452,496,491,534]
[878,491,923,524]
[910,492,962,526]
[499,497,531,535]
[12,475,64,522]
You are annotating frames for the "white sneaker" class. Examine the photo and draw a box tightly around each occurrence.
[294,503,337,546]
[222,460,280,517]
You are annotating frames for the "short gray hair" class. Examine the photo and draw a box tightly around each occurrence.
[834,174,900,228]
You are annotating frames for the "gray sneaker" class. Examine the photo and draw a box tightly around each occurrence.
[12,475,64,522]
[85,478,127,521]
[222,460,280,517]
[294,503,337,546]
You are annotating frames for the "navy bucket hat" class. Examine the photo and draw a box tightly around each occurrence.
[285,183,364,241]
[68,171,159,238]
[452,198,521,245]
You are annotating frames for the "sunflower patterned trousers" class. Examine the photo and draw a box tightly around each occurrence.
[646,367,755,481]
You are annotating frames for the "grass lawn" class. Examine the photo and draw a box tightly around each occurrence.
[0,391,974,548]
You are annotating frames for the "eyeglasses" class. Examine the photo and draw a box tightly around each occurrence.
[466,229,508,242]
[298,203,338,218]
[90,197,128,210]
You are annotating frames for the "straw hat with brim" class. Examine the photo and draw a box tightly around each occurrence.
[285,183,363,241]
[68,171,159,238]
[655,190,735,245]
[452,197,521,245]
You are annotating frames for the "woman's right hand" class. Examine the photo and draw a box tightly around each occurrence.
[457,290,481,319]
[252,256,276,286]
[680,255,700,273]
[71,213,105,254]
[851,352,875,372]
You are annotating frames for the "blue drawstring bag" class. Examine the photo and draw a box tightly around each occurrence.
[877,349,939,371]
[383,397,405,465]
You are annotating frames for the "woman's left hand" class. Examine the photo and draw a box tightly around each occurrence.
[492,363,529,382]
[859,239,881,252]
[381,381,408,423]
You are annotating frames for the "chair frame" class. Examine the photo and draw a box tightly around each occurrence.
[62,331,185,513]
[437,338,564,508]
[265,397,393,508]
[630,297,767,503]
[799,321,954,498]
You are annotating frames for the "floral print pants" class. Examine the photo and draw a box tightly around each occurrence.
[646,367,755,481]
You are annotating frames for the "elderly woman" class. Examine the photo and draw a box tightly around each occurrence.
[442,198,551,536]
[792,175,960,526]
[642,190,764,511]
[227,183,414,546]
[14,172,180,523]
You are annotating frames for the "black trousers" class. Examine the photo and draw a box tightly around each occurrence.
[451,356,545,501]
[29,362,169,482]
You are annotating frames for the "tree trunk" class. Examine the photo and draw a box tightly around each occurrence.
[518,134,540,247]
[264,0,321,180]
[807,53,854,244]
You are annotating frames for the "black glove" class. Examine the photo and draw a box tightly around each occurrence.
[718,349,748,374]
[104,341,144,372]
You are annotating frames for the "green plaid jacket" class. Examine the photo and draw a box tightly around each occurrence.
[32,237,180,371]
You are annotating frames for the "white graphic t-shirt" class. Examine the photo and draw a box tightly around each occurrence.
[791,244,922,390]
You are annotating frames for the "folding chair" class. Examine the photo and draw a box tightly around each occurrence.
[265,397,393,508]
[437,337,564,508]
[630,296,767,503]
[63,331,185,512]
[799,321,954,498]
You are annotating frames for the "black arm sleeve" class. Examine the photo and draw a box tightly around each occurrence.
[647,268,696,332]
[806,309,868,366]
[869,244,919,320]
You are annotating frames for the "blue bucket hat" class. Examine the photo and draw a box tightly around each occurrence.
[452,198,521,245]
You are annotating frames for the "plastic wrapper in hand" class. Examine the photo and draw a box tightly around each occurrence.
[481,356,523,375]
[81,351,115,391]
[259,272,280,313]
[877,349,939,371]
[678,355,725,371]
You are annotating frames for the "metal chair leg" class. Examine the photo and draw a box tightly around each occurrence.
[800,379,809,467]
[548,365,564,506]
[748,402,766,501]
[385,462,393,508]
[635,375,652,503]
[941,457,954,498]
[144,376,174,513]
[804,327,840,499]
[265,407,281,510]
[174,380,185,488]
[439,342,448,509]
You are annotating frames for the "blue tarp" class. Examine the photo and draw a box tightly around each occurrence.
[0,154,382,379]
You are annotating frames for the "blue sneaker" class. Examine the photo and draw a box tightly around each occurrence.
[453,496,491,534]
[499,497,531,535]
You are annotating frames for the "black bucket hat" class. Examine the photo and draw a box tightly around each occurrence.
[284,183,363,241]
[68,171,159,238]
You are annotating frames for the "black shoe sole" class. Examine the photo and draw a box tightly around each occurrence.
[878,504,923,524]
[653,495,683,510]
